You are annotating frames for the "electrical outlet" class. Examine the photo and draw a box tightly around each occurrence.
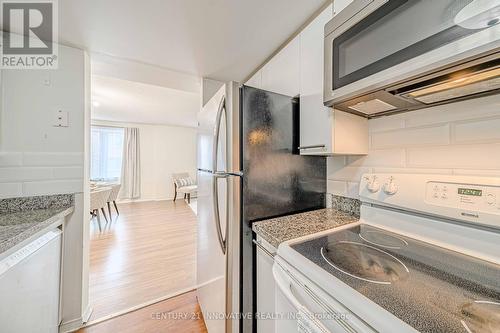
[54,110,69,127]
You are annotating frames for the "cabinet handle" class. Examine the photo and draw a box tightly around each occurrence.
[298,144,326,150]
[253,239,276,258]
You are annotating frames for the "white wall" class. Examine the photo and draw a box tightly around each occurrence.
[92,120,197,201]
[0,44,91,332]
[91,53,201,94]
[0,44,86,198]
[327,94,500,199]
[202,78,224,106]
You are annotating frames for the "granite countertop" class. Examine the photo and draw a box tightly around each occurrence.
[252,208,359,248]
[0,206,73,256]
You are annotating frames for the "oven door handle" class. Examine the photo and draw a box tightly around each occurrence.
[274,262,361,333]
[273,264,331,333]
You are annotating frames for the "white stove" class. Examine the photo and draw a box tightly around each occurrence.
[274,174,500,333]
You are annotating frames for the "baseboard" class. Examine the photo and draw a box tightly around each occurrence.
[59,305,93,333]
[59,317,84,333]
[117,197,171,203]
[83,305,93,323]
[83,285,198,327]
[117,197,197,204]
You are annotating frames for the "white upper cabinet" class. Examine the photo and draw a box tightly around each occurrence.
[245,70,262,89]
[245,1,367,156]
[299,5,333,154]
[333,0,353,15]
[299,3,368,155]
[261,36,300,97]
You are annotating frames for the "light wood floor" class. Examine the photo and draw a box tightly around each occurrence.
[88,200,197,322]
[78,290,207,333]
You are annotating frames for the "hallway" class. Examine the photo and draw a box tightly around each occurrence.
[88,200,197,322]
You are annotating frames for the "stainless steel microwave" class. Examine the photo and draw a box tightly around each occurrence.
[324,0,500,117]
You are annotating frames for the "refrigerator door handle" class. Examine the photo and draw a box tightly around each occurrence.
[212,95,227,255]
[197,168,214,174]
[214,171,243,178]
[212,176,227,255]
[213,95,226,173]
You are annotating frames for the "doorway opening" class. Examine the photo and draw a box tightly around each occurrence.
[86,64,200,324]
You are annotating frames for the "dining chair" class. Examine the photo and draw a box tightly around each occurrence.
[106,184,122,218]
[90,187,112,231]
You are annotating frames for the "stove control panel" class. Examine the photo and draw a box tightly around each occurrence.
[426,182,500,213]
[360,174,500,229]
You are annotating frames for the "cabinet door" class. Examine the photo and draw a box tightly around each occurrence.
[256,239,276,333]
[245,70,262,89]
[261,37,300,97]
[299,5,333,155]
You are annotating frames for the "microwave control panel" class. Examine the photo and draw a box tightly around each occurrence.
[426,181,500,215]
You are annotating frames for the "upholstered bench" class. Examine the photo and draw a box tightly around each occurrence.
[172,173,197,203]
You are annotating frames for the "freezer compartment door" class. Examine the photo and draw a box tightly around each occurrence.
[197,86,226,172]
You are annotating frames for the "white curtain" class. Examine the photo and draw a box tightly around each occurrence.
[120,128,141,199]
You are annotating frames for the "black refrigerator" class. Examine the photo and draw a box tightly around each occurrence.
[240,86,326,332]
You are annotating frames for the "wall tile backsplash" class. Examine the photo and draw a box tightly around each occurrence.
[328,94,500,199]
[327,193,361,217]
[0,152,84,198]
[326,193,361,218]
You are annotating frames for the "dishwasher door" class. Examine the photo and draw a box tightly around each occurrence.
[0,229,62,333]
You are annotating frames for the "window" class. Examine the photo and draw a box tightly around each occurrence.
[91,126,124,181]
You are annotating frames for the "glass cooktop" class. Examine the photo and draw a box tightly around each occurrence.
[291,225,500,333]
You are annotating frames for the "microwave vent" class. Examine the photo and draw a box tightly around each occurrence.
[402,67,500,104]
[411,75,500,104]
[348,99,397,114]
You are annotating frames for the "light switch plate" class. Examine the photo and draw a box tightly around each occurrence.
[54,110,69,127]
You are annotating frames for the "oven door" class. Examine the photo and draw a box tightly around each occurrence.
[324,0,500,106]
[273,258,376,333]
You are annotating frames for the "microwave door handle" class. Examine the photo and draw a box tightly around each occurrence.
[212,96,227,255]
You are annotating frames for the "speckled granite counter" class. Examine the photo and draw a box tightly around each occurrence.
[252,208,359,248]
[0,194,74,256]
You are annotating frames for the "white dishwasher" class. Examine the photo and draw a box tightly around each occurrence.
[0,229,62,333]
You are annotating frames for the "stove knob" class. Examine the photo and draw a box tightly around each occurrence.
[368,180,380,193]
[384,177,398,195]
[364,175,380,193]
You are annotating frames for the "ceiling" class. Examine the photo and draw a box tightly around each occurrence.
[59,0,328,82]
[91,75,200,127]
